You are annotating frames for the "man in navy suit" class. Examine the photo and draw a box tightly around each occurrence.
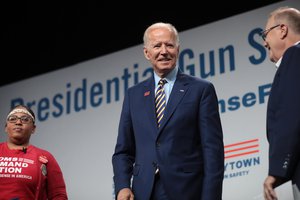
[112,22,224,200]
[261,6,300,200]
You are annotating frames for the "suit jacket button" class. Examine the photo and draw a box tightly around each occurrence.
[156,142,160,147]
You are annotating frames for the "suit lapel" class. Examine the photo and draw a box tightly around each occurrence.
[143,78,158,130]
[158,73,189,134]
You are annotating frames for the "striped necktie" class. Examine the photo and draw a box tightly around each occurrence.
[155,79,167,127]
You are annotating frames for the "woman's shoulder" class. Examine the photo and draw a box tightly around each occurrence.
[30,145,55,159]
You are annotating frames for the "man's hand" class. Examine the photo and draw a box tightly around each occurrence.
[117,188,134,200]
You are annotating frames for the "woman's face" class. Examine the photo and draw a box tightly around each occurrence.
[5,112,36,146]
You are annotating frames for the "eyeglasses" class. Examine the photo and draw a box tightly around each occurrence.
[7,115,33,124]
[260,24,281,41]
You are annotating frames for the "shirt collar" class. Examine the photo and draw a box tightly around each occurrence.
[154,66,178,86]
[275,41,300,68]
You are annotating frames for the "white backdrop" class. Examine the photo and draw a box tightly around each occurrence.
[0,1,299,199]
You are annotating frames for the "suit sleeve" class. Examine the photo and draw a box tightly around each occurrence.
[268,46,300,178]
[199,82,225,200]
[112,89,136,194]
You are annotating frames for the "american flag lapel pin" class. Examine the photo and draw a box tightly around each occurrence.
[144,91,150,96]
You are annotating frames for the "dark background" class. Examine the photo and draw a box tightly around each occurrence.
[2,1,283,87]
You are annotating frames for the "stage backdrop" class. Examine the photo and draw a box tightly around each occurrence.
[0,1,299,199]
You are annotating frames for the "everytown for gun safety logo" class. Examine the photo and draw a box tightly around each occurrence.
[224,138,260,179]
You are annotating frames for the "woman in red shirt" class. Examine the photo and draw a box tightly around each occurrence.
[0,105,68,200]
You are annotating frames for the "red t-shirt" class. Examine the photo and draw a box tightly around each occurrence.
[0,143,68,200]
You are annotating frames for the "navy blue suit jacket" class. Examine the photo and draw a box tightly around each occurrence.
[112,71,224,200]
[267,43,300,187]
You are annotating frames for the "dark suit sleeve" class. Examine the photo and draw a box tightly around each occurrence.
[199,82,225,199]
[268,45,300,179]
[112,89,135,194]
